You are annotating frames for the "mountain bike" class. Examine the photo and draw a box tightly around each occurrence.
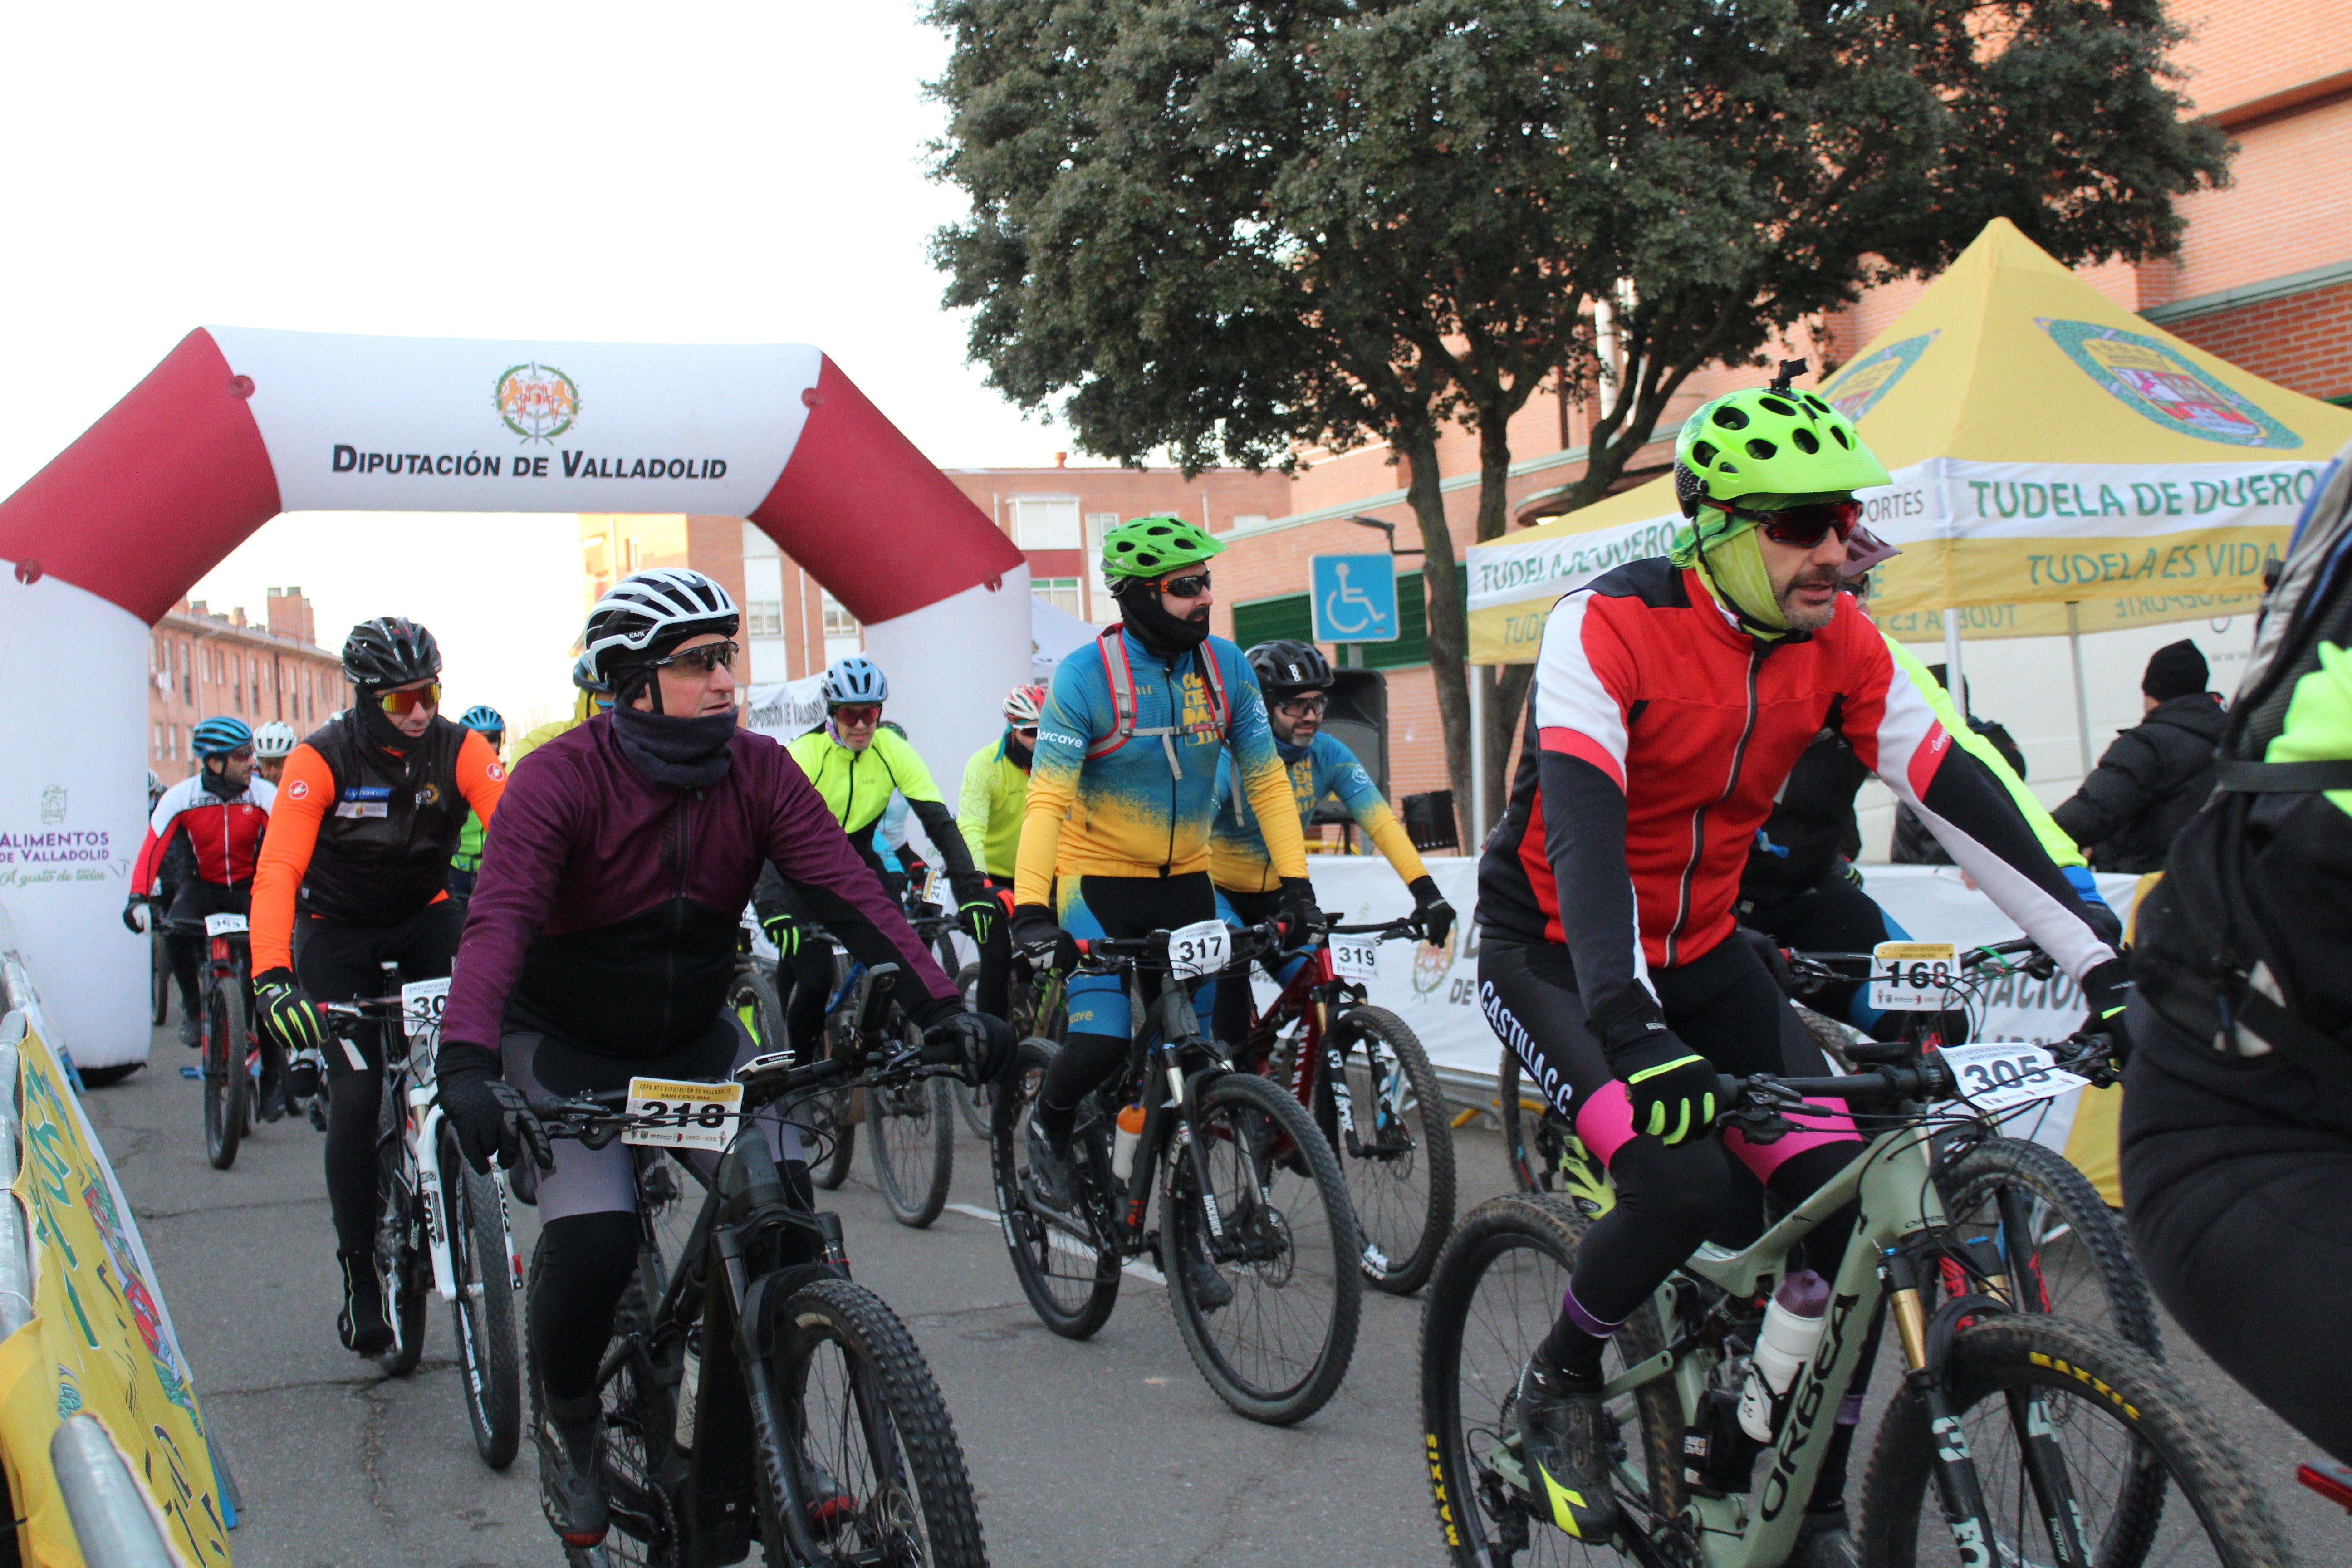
[1227,911,1455,1295]
[990,920,1363,1425]
[1421,1034,2293,1567]
[1499,936,2160,1354]
[953,945,1063,1139]
[525,967,987,1568]
[195,913,279,1169]
[325,974,524,1465]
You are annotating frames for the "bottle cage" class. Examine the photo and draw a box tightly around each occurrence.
[1085,623,1230,779]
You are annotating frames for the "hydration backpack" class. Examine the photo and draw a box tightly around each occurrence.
[2134,441,2352,1088]
[1084,623,1230,779]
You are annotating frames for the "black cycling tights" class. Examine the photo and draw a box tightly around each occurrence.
[296,902,466,1256]
[2124,1005,2352,1464]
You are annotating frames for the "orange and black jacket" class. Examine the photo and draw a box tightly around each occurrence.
[250,710,506,973]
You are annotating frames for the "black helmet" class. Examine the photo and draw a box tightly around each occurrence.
[1246,639,1334,698]
[580,568,740,690]
[343,617,441,688]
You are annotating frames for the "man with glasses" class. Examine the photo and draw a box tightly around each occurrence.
[1474,381,2129,1559]
[126,716,274,1049]
[1206,640,1455,1049]
[1010,516,1315,1224]
[248,617,507,1357]
[757,656,992,1064]
[957,683,1045,1021]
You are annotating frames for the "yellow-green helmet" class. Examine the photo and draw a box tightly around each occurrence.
[1673,385,1890,519]
[1100,514,1225,582]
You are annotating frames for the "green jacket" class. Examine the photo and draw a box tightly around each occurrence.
[450,809,487,873]
[957,734,1030,882]
[784,723,981,885]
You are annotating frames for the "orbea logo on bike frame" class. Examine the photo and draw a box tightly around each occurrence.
[494,361,582,443]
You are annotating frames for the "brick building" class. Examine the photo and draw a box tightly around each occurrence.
[148,588,344,778]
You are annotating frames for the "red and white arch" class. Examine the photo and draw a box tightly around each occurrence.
[0,328,1028,1066]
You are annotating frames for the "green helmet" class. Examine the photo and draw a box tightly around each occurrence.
[1099,514,1225,582]
[1672,386,1890,519]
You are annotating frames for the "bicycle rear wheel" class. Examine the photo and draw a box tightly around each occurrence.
[1164,1069,1362,1425]
[375,1108,429,1377]
[150,927,171,1026]
[1419,1194,1682,1566]
[202,978,247,1170]
[439,1125,522,1469]
[763,1276,987,1567]
[1857,1314,2293,1568]
[1318,1005,1454,1295]
[988,1037,1119,1338]
[868,1071,953,1228]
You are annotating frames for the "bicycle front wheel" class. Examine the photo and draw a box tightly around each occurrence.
[1419,1194,1682,1566]
[150,927,171,1026]
[1933,1134,2161,1356]
[439,1126,522,1469]
[764,1276,988,1567]
[1319,1005,1454,1295]
[868,1072,954,1229]
[1857,1313,2294,1568]
[1164,1069,1362,1425]
[202,978,247,1170]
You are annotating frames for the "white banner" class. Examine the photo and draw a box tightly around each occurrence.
[744,674,829,741]
[209,327,822,514]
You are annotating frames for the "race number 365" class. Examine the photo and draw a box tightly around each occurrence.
[1869,941,1957,1011]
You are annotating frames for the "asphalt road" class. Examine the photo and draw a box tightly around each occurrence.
[79,1015,2352,1567]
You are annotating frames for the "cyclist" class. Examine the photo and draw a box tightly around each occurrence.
[446,704,506,901]
[1207,639,1455,1049]
[126,717,274,1049]
[246,617,507,1357]
[1009,516,1315,1220]
[1477,382,2127,1556]
[754,657,993,1064]
[428,568,1007,1549]
[957,683,1043,1020]
[253,721,298,785]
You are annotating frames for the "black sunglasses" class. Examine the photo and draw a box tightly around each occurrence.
[651,640,738,676]
[1705,498,1862,550]
[1158,571,1213,599]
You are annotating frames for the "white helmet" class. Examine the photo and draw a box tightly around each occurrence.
[253,721,299,759]
[1002,683,1046,726]
[580,568,739,689]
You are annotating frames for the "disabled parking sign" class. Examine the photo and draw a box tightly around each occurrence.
[1311,555,1399,643]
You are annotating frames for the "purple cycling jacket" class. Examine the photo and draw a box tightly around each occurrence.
[443,715,954,1062]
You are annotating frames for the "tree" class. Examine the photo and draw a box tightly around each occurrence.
[926,0,2229,838]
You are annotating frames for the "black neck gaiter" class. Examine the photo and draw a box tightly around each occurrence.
[354,697,419,756]
[1116,585,1211,659]
[1006,733,1034,772]
[610,705,737,790]
[200,765,242,801]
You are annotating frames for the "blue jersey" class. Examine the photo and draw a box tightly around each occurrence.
[1210,731,1430,893]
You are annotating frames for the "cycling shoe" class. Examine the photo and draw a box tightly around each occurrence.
[1180,1225,1234,1311]
[1024,1121,1080,1216]
[799,1447,854,1537]
[284,1048,323,1103]
[1787,1506,1860,1568]
[538,1391,610,1548]
[179,1014,200,1050]
[1513,1356,1621,1542]
[336,1250,394,1357]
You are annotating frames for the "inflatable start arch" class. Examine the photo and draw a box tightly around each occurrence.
[0,328,1029,1067]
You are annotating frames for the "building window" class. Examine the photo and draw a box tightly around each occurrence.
[821,593,858,638]
[1033,578,1084,618]
[1009,495,1081,550]
[748,601,784,637]
[1231,514,1269,531]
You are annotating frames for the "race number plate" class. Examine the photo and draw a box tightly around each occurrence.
[623,1077,745,1152]
[202,913,248,937]
[1868,941,1958,1011]
[1167,919,1231,980]
[401,977,450,1047]
[921,866,944,906]
[1939,1042,2089,1116]
[1329,934,1380,983]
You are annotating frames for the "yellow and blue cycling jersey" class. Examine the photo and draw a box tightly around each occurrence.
[1209,732,1430,894]
[1016,629,1308,907]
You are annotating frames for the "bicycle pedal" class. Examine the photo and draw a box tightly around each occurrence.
[180,1066,202,1080]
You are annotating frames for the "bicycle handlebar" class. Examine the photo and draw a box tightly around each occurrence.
[1322,913,1430,940]
[1715,1030,2119,1132]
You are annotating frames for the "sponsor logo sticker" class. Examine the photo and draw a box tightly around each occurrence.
[494,360,581,443]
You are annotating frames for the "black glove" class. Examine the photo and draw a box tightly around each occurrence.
[1407,876,1456,949]
[1011,903,1077,969]
[122,899,148,936]
[253,968,328,1055]
[961,894,1000,948]
[760,910,801,958]
[1611,1032,1719,1146]
[921,1010,1016,1086]
[2079,956,2133,1065]
[436,1042,552,1175]
[1275,876,1320,951]
[2066,868,2127,951]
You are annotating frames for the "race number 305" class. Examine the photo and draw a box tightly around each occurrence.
[624,1077,745,1152]
[1868,941,1958,1011]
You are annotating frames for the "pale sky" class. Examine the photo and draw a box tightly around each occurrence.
[0,0,1074,727]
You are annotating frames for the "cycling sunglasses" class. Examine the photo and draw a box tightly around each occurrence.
[1706,498,1863,550]
[650,639,738,676]
[1157,570,1213,599]
[1013,725,1039,741]
[1276,693,1330,716]
[832,703,883,727]
[373,682,441,715]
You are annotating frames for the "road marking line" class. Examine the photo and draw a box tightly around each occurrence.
[941,1201,1165,1285]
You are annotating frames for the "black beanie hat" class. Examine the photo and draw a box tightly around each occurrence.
[2142,639,2209,702]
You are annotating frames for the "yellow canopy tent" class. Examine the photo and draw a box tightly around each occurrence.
[1467,218,2352,667]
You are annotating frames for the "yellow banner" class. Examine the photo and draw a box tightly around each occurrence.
[0,1021,231,1567]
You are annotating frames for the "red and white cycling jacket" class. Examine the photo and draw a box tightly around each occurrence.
[1477,559,2116,1031]
[132,774,275,893]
